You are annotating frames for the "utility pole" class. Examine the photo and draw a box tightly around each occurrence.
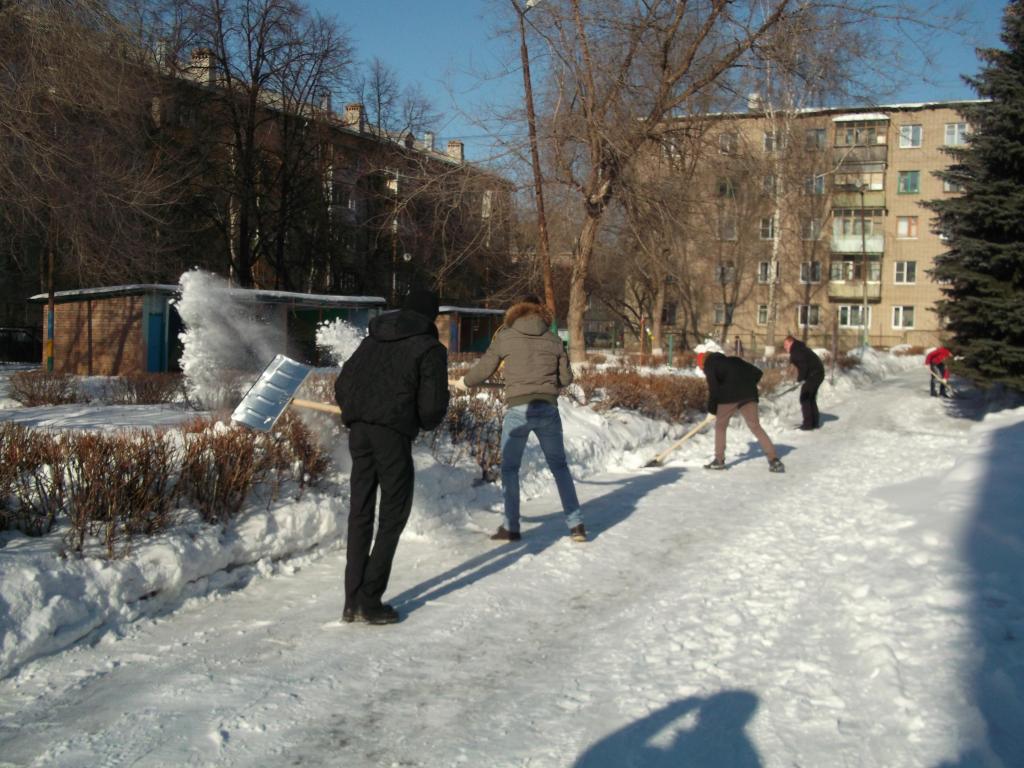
[513,0,556,326]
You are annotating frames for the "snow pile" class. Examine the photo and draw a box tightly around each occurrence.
[0,350,926,680]
[315,318,365,366]
[175,270,287,408]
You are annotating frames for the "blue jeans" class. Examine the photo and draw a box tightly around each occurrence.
[500,401,583,532]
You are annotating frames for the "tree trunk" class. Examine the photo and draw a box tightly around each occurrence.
[567,211,602,365]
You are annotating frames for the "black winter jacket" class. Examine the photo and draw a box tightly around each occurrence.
[788,339,825,382]
[703,352,763,414]
[334,310,450,438]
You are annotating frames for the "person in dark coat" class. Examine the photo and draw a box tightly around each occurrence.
[334,289,450,624]
[698,351,784,473]
[925,346,951,397]
[783,335,825,430]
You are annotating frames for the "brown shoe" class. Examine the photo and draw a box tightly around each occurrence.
[570,524,587,542]
[490,526,521,541]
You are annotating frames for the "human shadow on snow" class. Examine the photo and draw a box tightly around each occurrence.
[932,419,1024,768]
[389,468,684,617]
[573,691,762,768]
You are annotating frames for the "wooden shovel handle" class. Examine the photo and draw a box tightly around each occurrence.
[291,398,342,415]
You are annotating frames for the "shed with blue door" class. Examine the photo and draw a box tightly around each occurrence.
[30,285,385,376]
[436,305,505,355]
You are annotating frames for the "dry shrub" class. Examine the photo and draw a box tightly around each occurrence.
[101,373,185,405]
[837,353,861,370]
[1,424,66,535]
[9,370,80,406]
[892,345,927,356]
[588,353,607,365]
[62,430,180,557]
[758,366,795,395]
[297,371,338,405]
[274,412,330,494]
[436,391,505,481]
[574,368,707,422]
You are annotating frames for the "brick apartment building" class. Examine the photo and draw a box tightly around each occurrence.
[634,99,980,355]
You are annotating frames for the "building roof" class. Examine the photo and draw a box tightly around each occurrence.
[29,284,387,307]
[439,306,505,316]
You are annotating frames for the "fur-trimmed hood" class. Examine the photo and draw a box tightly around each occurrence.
[504,301,553,335]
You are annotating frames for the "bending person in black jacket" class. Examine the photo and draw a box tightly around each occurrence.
[698,351,784,473]
[783,335,825,430]
[334,289,450,624]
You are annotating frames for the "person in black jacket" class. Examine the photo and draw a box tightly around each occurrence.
[783,335,825,430]
[698,351,784,473]
[334,289,450,624]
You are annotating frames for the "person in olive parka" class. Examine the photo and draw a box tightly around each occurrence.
[334,289,450,624]
[698,351,784,473]
[783,335,825,430]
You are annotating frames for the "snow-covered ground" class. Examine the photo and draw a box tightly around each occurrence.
[1,355,1023,767]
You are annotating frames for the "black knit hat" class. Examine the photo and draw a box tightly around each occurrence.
[402,288,439,320]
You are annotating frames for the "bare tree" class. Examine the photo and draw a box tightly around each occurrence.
[0,0,184,359]
[515,0,964,364]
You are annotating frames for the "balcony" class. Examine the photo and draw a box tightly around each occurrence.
[832,190,886,208]
[828,281,881,301]
[831,233,884,253]
[832,145,888,164]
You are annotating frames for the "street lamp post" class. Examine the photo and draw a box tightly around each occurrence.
[513,0,556,325]
[857,182,869,348]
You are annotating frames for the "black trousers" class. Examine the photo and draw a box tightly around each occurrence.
[345,422,415,611]
[800,371,824,429]
[930,363,947,396]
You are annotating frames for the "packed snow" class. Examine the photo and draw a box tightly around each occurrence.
[1,353,1023,767]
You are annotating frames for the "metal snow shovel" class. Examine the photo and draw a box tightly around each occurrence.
[230,354,340,432]
[644,414,716,468]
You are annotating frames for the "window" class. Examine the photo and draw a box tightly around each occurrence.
[804,174,826,195]
[800,261,822,283]
[943,178,965,193]
[894,261,917,284]
[896,216,919,239]
[897,170,920,194]
[662,302,677,326]
[715,261,736,284]
[801,218,822,241]
[760,216,775,240]
[833,208,884,237]
[838,304,870,327]
[835,121,886,147]
[757,261,773,284]
[892,305,915,329]
[717,177,737,198]
[835,171,884,191]
[718,213,737,241]
[763,131,782,152]
[481,190,493,219]
[719,132,737,154]
[944,122,969,146]
[898,124,923,148]
[805,128,826,150]
[757,305,769,325]
[830,259,881,282]
[713,304,735,325]
[797,304,821,327]
[763,174,777,195]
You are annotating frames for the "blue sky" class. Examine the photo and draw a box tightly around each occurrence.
[307,0,1007,162]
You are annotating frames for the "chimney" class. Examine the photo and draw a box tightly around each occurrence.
[446,139,464,163]
[422,131,435,151]
[319,89,333,116]
[344,103,364,131]
[189,48,215,85]
[747,92,762,112]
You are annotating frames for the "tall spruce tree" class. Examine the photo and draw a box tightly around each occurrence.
[925,1,1024,390]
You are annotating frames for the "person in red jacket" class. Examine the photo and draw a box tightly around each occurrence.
[925,346,952,397]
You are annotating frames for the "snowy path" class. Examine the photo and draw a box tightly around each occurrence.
[1,369,1021,767]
